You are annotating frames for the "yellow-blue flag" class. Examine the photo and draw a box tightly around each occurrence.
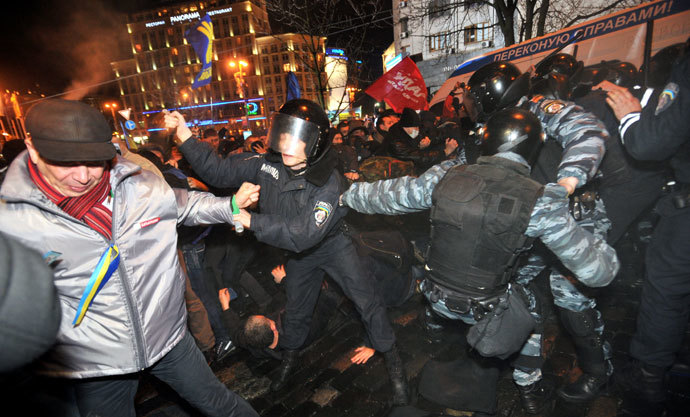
[185,14,214,89]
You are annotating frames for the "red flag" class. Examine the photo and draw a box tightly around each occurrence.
[365,57,428,113]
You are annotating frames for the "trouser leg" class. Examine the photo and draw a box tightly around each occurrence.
[280,259,325,350]
[150,332,258,417]
[183,272,215,352]
[74,374,139,417]
[269,259,323,391]
[181,244,230,340]
[599,170,664,246]
[320,234,395,352]
[631,208,690,368]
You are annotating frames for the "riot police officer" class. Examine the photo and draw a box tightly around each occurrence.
[605,44,690,415]
[341,108,619,414]
[460,60,622,403]
[165,99,409,405]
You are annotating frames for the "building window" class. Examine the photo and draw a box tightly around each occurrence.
[428,0,450,19]
[270,44,278,53]
[464,22,492,44]
[400,17,408,34]
[464,0,481,10]
[429,32,451,51]
[231,16,239,34]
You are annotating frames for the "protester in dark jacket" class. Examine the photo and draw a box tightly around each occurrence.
[384,107,458,173]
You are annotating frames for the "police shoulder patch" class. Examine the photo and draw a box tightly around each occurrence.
[655,82,679,116]
[313,200,333,228]
[541,99,565,114]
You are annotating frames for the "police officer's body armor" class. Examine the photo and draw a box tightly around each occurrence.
[426,156,544,298]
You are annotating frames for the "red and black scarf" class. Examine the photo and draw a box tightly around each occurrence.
[28,159,113,240]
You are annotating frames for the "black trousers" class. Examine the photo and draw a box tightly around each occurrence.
[74,332,258,417]
[630,195,690,368]
[599,169,665,245]
[281,232,396,352]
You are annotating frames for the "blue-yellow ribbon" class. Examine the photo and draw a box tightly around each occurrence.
[72,244,120,326]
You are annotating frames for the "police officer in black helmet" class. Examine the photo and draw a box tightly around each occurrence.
[603,40,690,416]
[340,107,619,415]
[461,60,617,406]
[165,99,409,406]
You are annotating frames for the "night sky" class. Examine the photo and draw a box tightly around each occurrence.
[0,0,392,99]
[0,0,145,97]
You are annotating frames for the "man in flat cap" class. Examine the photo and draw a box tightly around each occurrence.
[0,99,259,417]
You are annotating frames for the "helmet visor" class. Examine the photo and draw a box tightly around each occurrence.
[268,112,321,158]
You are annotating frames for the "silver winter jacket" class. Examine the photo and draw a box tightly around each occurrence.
[0,153,236,378]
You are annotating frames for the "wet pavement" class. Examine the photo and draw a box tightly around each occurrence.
[134,212,690,417]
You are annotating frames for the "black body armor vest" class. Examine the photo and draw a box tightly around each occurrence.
[426,156,544,295]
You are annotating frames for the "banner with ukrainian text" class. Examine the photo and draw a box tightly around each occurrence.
[185,14,214,89]
[430,0,690,107]
[366,57,429,113]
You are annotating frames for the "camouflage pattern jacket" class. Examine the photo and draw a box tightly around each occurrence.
[519,95,608,187]
[341,153,619,288]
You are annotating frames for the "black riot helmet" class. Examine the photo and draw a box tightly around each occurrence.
[531,53,583,99]
[465,61,531,123]
[268,99,331,166]
[570,64,610,99]
[643,43,686,88]
[481,108,545,166]
[533,53,584,80]
[530,72,572,100]
[603,61,639,88]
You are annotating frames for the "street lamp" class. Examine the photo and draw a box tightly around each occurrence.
[104,102,118,131]
[228,59,250,132]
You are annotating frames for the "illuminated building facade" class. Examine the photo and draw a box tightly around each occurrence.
[111,0,327,136]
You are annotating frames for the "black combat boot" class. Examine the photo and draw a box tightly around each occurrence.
[384,344,410,406]
[422,305,445,343]
[270,349,300,392]
[556,335,609,402]
[557,308,609,402]
[517,378,554,414]
[614,360,666,404]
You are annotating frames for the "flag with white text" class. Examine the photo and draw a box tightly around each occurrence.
[366,57,428,113]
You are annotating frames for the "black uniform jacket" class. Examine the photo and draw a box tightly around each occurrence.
[621,53,690,183]
[179,138,347,253]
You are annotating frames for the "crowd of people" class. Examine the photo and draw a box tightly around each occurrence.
[0,37,688,417]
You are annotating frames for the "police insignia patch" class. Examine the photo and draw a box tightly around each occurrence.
[313,201,333,228]
[655,82,679,115]
[542,100,565,114]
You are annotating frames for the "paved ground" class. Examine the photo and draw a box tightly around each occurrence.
[134,212,690,417]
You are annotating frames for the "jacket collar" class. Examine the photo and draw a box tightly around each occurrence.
[477,154,531,176]
[1,151,142,205]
